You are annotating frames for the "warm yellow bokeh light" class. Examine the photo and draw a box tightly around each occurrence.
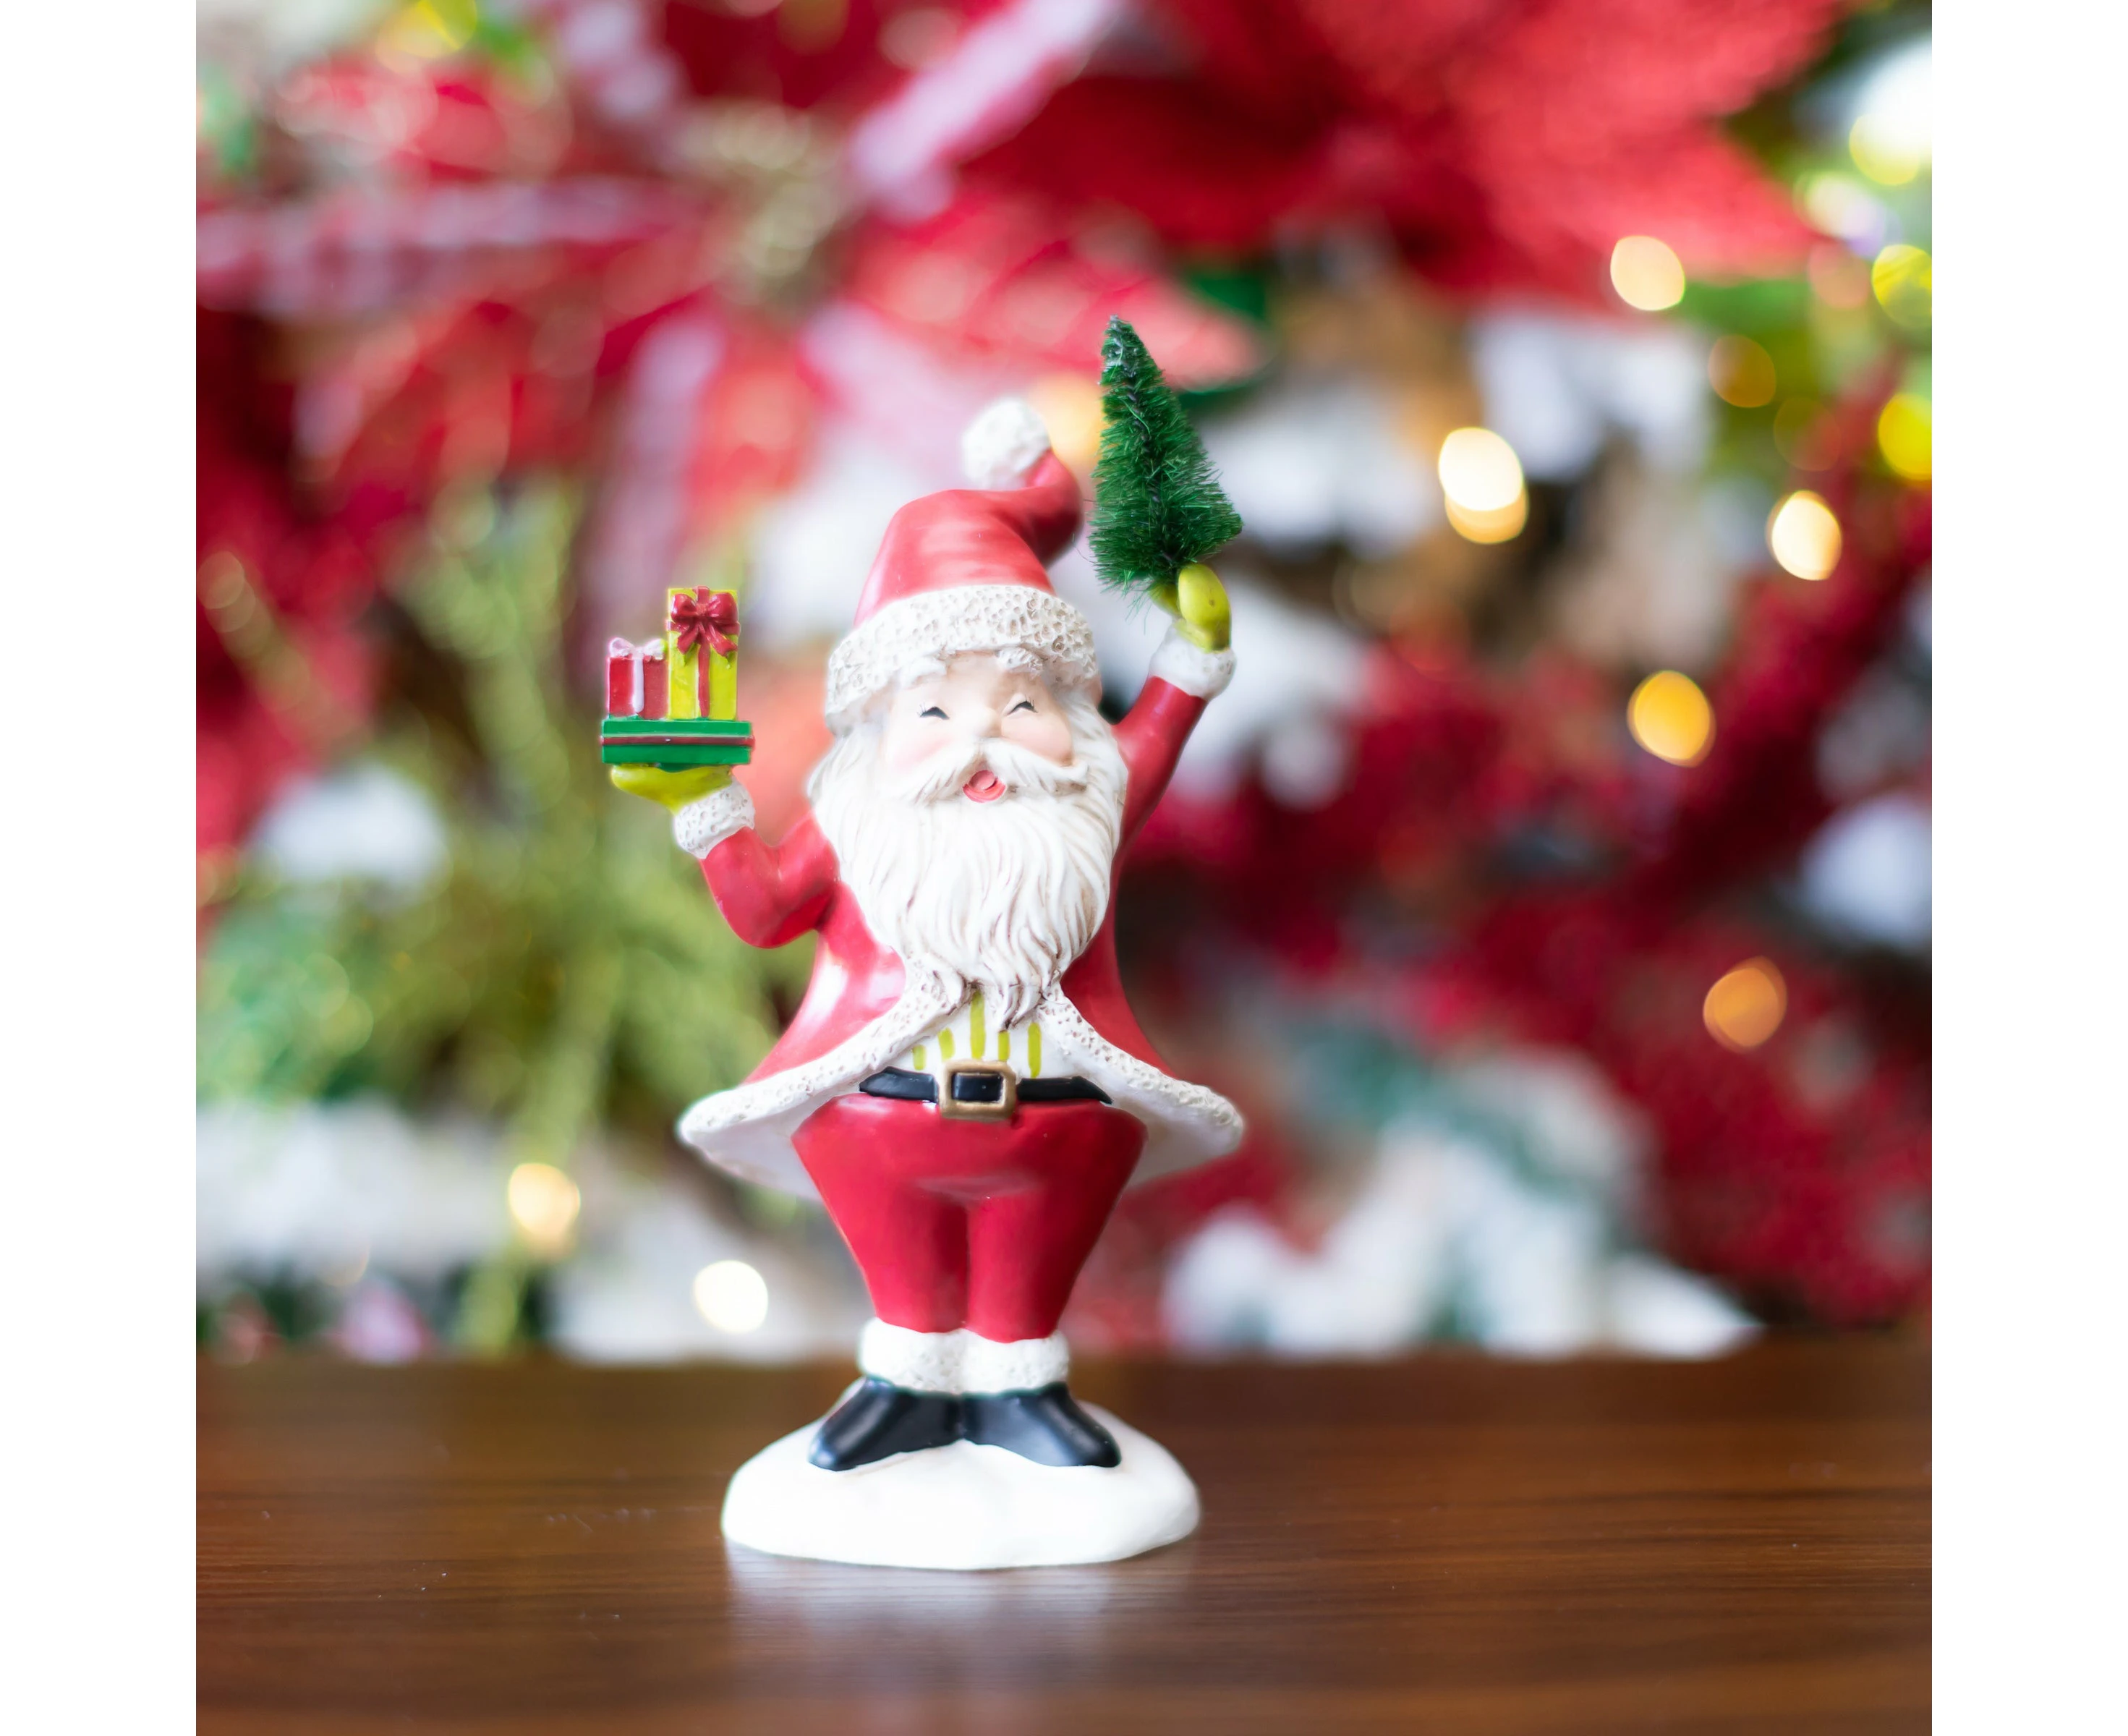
[1610,236,1685,311]
[1703,958,1788,1052]
[1849,113,1924,187]
[1627,671,1714,767]
[1438,427,1524,511]
[693,1260,770,1334]
[1768,490,1842,581]
[1876,393,1931,483]
[507,1162,581,1257]
[1708,336,1777,408]
[1870,244,1931,330]
[1025,373,1105,475]
[1444,495,1530,545]
[1438,427,1528,544]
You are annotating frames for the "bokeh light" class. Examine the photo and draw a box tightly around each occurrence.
[1797,172,1887,250]
[693,1260,770,1334]
[1876,393,1931,483]
[1026,372,1105,475]
[1768,490,1842,580]
[1609,236,1685,311]
[506,1161,581,1258]
[1708,336,1777,407]
[1849,115,1923,187]
[1438,427,1528,545]
[1847,38,1931,186]
[1444,496,1528,543]
[1627,671,1715,767]
[1703,959,1788,1052]
[1871,244,1932,331]
[1437,427,1524,511]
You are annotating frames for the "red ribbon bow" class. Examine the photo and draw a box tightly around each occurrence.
[668,589,739,658]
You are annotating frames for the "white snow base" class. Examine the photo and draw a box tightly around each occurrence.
[722,1401,1200,1570]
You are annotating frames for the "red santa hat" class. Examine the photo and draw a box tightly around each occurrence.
[822,399,1099,731]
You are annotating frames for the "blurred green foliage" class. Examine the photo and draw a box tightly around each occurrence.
[198,480,809,1187]
[1693,6,1932,493]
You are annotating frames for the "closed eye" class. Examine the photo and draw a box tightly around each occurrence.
[921,706,948,719]
[1008,699,1036,715]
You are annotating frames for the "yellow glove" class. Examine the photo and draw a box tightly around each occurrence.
[1149,562,1231,651]
[608,763,732,812]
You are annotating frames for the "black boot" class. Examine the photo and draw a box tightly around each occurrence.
[960,1384,1121,1468]
[808,1377,961,1471]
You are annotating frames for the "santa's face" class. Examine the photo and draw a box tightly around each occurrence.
[880,654,1073,799]
[809,652,1126,1028]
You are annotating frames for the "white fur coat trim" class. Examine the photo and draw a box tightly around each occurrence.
[676,980,1244,1200]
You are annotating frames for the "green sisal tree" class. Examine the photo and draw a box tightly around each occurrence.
[1089,317,1242,650]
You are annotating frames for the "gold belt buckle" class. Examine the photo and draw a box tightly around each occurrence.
[937,1058,1016,1121]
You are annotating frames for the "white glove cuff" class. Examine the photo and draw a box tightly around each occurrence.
[1147,624,1236,699]
[673,780,754,859]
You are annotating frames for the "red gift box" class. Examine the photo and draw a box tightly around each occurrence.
[605,637,668,718]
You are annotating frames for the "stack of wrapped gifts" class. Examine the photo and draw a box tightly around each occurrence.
[600,587,754,770]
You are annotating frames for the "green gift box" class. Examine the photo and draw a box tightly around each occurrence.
[599,715,754,770]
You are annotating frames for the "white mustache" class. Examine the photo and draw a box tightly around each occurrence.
[882,734,1094,804]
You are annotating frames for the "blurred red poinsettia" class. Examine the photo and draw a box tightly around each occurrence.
[971,0,1844,294]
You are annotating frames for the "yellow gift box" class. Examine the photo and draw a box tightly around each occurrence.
[666,587,739,720]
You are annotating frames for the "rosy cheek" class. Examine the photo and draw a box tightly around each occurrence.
[882,722,932,775]
[1009,713,1073,765]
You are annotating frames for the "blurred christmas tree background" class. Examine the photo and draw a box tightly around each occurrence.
[197,0,1929,1363]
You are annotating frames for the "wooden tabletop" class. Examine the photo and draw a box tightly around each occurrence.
[198,1340,1928,1734]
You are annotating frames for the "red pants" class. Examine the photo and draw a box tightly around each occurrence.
[793,1094,1145,1342]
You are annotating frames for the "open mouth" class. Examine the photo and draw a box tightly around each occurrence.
[961,769,1005,803]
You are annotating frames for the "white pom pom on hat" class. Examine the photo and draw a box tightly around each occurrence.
[960,396,1053,488]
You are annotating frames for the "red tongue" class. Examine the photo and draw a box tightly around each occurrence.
[962,769,1005,803]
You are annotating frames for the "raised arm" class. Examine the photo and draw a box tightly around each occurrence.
[610,766,835,948]
[657,780,830,948]
[696,801,835,948]
[1112,624,1235,846]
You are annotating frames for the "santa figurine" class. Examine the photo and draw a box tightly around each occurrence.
[612,327,1243,1568]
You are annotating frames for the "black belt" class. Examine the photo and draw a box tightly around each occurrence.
[859,1064,1110,1120]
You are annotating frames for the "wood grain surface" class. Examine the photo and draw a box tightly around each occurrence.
[197,1340,1928,1734]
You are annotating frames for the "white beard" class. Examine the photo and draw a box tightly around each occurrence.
[809,689,1128,1030]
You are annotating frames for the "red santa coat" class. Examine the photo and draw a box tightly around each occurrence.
[677,674,1245,1199]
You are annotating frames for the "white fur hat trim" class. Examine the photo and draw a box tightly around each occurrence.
[823,584,1100,730]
